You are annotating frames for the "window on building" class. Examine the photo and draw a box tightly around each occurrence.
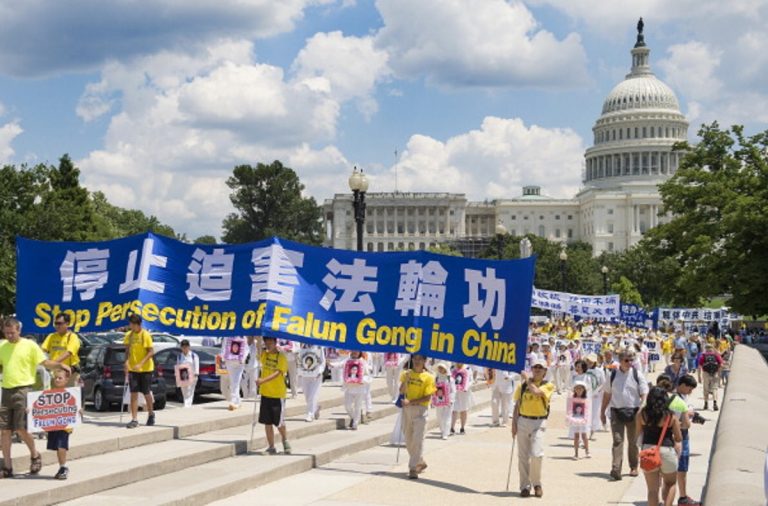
[555,215,560,220]
[619,129,623,140]
[538,225,545,237]
[642,126,647,138]
[408,243,415,251]
[608,242,614,251]
[568,228,573,239]
[523,215,529,220]
[607,223,614,233]
[635,127,639,138]
[607,208,614,215]
[555,229,561,238]
[567,215,573,220]
[419,242,425,250]
[377,243,384,252]
[367,243,374,252]
[511,215,516,220]
[539,215,544,220]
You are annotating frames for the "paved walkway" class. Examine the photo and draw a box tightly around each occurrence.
[215,385,720,505]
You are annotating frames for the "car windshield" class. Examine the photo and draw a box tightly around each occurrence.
[152,334,179,344]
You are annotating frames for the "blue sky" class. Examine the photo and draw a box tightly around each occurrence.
[0,0,766,239]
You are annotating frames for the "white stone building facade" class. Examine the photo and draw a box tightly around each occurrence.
[323,27,688,257]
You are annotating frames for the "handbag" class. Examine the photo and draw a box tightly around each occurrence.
[613,407,639,423]
[639,414,671,471]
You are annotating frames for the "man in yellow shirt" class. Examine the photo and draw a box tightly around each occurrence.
[42,313,81,387]
[399,353,436,479]
[512,358,555,498]
[123,314,155,429]
[257,337,291,455]
[1,317,70,478]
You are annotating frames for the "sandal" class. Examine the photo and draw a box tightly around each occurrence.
[1,467,12,478]
[30,453,42,475]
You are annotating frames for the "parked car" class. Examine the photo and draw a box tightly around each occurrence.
[80,344,167,411]
[154,346,222,399]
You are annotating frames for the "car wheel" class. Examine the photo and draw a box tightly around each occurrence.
[153,396,167,410]
[93,387,108,412]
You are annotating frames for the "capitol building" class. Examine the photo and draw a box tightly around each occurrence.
[323,22,689,257]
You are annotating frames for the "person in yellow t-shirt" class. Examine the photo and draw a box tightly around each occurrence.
[257,337,290,455]
[42,313,81,387]
[661,335,674,366]
[123,314,155,429]
[512,358,555,498]
[0,317,70,478]
[399,353,436,479]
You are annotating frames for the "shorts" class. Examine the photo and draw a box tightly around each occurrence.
[129,372,153,395]
[677,434,690,472]
[47,430,70,451]
[0,386,32,431]
[258,396,285,427]
[641,444,678,474]
[702,373,719,396]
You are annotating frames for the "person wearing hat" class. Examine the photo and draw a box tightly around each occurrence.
[512,357,555,498]
[399,353,436,479]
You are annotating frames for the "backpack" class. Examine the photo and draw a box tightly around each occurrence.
[701,354,719,375]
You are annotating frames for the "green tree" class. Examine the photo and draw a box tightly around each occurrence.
[611,276,644,306]
[649,122,768,315]
[221,161,323,245]
[194,235,218,245]
[91,191,176,239]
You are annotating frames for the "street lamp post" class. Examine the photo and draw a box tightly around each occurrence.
[348,166,369,252]
[601,265,609,294]
[495,221,507,260]
[559,248,568,292]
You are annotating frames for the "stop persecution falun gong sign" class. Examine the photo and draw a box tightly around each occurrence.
[27,387,82,432]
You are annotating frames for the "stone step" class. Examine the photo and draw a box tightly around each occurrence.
[0,386,414,506]
[1,381,392,472]
[60,388,493,506]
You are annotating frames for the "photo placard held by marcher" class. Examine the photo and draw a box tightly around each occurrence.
[175,363,194,387]
[27,387,82,433]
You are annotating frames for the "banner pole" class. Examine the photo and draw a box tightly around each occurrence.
[119,382,129,424]
[506,435,517,492]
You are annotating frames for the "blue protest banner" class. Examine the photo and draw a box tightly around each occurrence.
[619,303,650,328]
[16,233,535,371]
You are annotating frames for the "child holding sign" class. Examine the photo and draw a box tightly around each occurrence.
[46,369,81,480]
[450,363,472,435]
[567,381,591,459]
[432,363,454,439]
[343,351,370,430]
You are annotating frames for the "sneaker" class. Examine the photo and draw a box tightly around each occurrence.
[609,470,622,481]
[441,435,448,440]
[350,422,358,431]
[713,402,718,411]
[146,414,155,426]
[54,466,69,480]
[534,485,543,498]
[450,428,455,435]
[1,467,12,479]
[305,414,314,422]
[283,441,292,455]
[408,469,418,480]
[678,496,701,505]
[520,488,531,498]
[266,447,277,455]
[703,402,708,410]
[126,419,139,429]
[629,468,639,477]
[314,407,321,419]
[459,428,466,435]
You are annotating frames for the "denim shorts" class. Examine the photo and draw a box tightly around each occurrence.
[677,436,690,472]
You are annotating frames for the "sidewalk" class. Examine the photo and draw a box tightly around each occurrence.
[216,386,720,506]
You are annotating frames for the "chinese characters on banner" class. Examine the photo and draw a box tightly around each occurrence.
[530,288,620,320]
[618,303,651,329]
[652,308,738,331]
[16,233,535,371]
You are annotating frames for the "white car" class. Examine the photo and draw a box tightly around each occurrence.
[100,331,181,351]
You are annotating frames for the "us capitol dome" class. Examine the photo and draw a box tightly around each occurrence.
[324,19,689,257]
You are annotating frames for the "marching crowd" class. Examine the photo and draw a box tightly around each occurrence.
[0,313,736,506]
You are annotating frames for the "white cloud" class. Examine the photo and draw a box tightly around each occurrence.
[292,31,391,118]
[380,117,585,200]
[658,42,722,102]
[75,39,357,238]
[375,0,589,88]
[0,120,22,164]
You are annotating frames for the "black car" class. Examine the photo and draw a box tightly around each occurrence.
[154,346,222,400]
[80,344,167,411]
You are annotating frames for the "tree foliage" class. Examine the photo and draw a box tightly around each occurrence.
[221,161,324,245]
[0,156,177,314]
[646,123,768,315]
[611,276,644,306]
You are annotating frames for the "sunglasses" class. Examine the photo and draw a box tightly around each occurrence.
[54,321,67,326]
[532,365,545,370]
[622,359,633,363]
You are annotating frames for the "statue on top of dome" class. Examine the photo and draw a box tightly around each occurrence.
[635,17,646,47]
